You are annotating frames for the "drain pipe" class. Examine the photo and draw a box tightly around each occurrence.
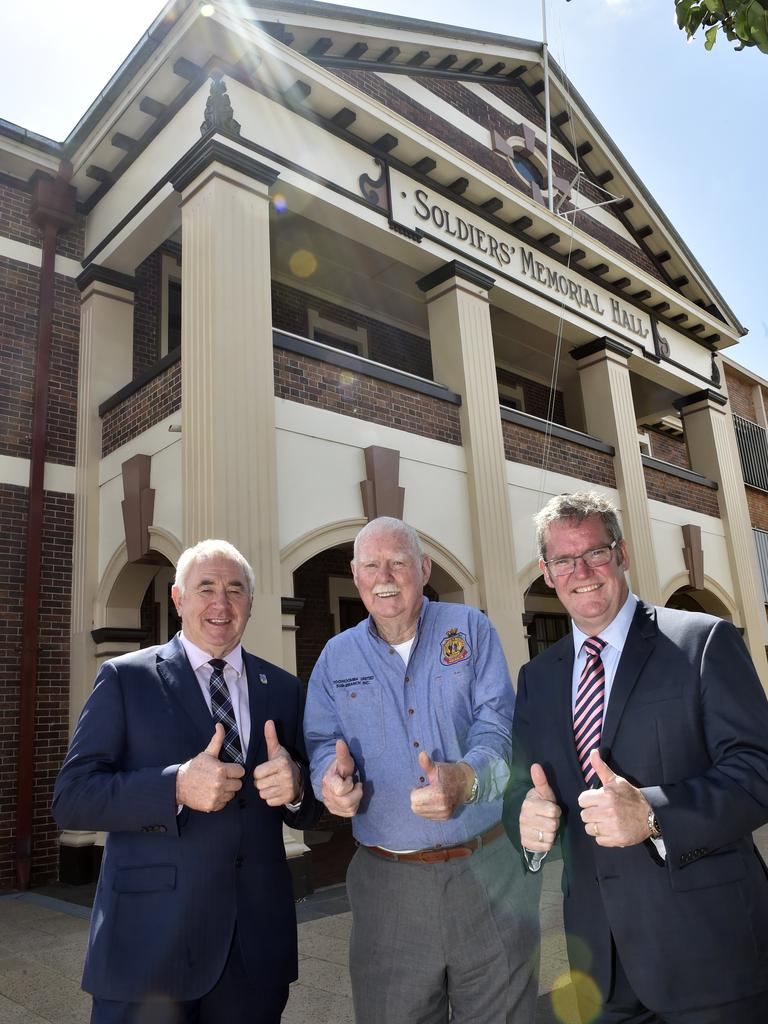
[15,161,76,890]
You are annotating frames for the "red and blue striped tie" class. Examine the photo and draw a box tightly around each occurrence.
[574,637,607,785]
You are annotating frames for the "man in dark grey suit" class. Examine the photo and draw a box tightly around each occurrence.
[54,539,317,1024]
[509,491,768,1023]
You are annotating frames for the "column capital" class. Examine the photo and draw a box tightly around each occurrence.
[570,336,633,363]
[416,260,495,295]
[76,263,136,294]
[675,389,728,415]
[170,135,280,194]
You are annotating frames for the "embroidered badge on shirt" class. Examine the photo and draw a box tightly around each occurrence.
[439,627,471,665]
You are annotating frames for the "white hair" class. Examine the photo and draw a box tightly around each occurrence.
[173,539,255,596]
[352,517,424,563]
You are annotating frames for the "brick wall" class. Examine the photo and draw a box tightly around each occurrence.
[724,366,757,421]
[646,428,690,469]
[497,366,565,423]
[274,347,462,444]
[643,466,720,517]
[272,281,432,379]
[747,488,768,531]
[0,484,73,889]
[502,420,616,487]
[133,249,162,377]
[0,176,84,260]
[0,257,79,465]
[101,360,181,457]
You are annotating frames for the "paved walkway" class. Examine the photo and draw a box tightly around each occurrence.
[1,827,766,1023]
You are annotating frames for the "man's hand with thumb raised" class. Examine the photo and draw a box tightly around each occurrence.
[578,750,652,847]
[519,762,561,853]
[176,723,245,812]
[410,752,475,821]
[254,719,302,806]
[321,739,363,817]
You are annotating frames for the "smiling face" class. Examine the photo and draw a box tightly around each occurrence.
[171,554,252,658]
[540,514,629,636]
[352,527,431,643]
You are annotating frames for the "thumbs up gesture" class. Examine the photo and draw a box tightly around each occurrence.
[321,739,363,817]
[254,720,302,806]
[176,723,246,812]
[577,750,654,847]
[409,752,475,821]
[519,763,561,853]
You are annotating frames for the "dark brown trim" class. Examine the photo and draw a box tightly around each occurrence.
[675,389,729,411]
[641,455,717,489]
[76,264,136,293]
[500,406,615,455]
[570,337,634,362]
[417,259,495,293]
[170,134,280,193]
[90,627,149,644]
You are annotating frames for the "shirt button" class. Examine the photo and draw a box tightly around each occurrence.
[350,692,357,699]
[404,675,411,683]
[419,775,425,783]
[413,740,420,748]
[408,708,415,715]
[389,649,395,655]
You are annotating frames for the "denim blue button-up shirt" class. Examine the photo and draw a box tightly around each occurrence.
[304,598,515,850]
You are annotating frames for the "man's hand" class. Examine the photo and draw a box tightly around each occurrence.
[409,752,474,821]
[578,750,653,847]
[321,739,363,817]
[176,724,245,812]
[253,720,302,806]
[519,763,561,853]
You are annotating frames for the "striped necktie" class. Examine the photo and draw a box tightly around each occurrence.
[208,658,244,764]
[574,637,607,785]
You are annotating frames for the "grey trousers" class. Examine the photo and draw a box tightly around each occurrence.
[347,833,540,1024]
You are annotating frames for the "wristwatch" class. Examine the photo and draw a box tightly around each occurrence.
[647,809,662,839]
[466,771,479,804]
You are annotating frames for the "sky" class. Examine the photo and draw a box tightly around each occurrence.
[2,0,765,378]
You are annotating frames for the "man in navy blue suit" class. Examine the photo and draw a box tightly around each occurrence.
[54,539,317,1024]
[509,491,768,1023]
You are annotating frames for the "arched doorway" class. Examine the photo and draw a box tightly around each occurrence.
[522,572,570,660]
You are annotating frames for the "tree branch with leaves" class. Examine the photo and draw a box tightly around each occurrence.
[675,0,768,52]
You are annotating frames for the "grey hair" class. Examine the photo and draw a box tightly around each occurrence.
[352,517,424,563]
[535,492,623,560]
[174,539,255,596]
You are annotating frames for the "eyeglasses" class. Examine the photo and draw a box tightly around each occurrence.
[544,540,619,577]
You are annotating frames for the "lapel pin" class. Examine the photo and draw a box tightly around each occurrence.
[259,673,268,685]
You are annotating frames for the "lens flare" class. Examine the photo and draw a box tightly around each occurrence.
[273,193,288,213]
[551,969,602,1024]
[289,249,317,278]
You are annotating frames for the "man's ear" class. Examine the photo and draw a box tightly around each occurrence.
[171,584,182,616]
[421,554,433,585]
[539,559,556,590]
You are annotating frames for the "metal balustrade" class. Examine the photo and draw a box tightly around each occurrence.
[733,415,768,492]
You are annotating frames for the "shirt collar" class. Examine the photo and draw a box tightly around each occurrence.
[179,631,244,675]
[367,596,429,644]
[572,591,638,657]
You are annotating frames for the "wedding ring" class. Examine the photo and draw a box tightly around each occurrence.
[594,822,600,837]
[537,829,543,843]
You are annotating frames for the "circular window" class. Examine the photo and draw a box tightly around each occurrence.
[513,155,543,187]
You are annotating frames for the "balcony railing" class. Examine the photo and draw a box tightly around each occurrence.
[754,529,768,604]
[734,414,768,492]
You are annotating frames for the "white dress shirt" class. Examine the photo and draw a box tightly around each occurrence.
[179,632,251,752]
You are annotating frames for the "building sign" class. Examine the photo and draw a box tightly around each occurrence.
[390,170,653,344]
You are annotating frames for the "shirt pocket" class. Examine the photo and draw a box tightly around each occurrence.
[337,683,386,761]
[434,667,473,734]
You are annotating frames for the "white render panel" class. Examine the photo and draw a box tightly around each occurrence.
[648,499,733,600]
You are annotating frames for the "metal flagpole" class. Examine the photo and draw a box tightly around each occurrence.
[541,0,555,211]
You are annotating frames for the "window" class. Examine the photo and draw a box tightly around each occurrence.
[734,414,768,491]
[513,155,543,188]
[498,382,525,412]
[308,309,368,358]
[160,252,182,356]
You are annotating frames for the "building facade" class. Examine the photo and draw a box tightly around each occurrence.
[1,0,766,889]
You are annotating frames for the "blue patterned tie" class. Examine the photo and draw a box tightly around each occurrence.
[574,637,607,785]
[208,659,243,764]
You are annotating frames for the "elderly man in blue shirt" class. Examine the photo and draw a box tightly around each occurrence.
[304,516,538,1023]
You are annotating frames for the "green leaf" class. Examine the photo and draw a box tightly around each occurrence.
[705,23,719,47]
[703,0,723,12]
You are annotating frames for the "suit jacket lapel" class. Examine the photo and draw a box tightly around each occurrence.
[156,635,214,745]
[601,600,658,752]
[243,650,269,769]
[549,636,585,781]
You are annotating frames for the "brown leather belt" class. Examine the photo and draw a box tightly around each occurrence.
[364,821,505,864]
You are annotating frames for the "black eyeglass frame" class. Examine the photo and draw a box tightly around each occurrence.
[543,539,620,577]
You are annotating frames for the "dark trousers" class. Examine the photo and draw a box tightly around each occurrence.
[589,944,768,1024]
[91,930,289,1024]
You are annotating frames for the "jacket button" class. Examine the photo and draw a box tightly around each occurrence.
[235,856,244,868]
[239,798,247,809]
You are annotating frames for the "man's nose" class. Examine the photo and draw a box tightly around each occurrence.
[572,555,592,577]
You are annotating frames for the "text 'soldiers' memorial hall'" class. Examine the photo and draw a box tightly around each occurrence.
[2,0,768,899]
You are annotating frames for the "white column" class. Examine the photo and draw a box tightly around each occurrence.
[573,338,662,605]
[418,261,527,673]
[177,148,282,664]
[680,389,768,687]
